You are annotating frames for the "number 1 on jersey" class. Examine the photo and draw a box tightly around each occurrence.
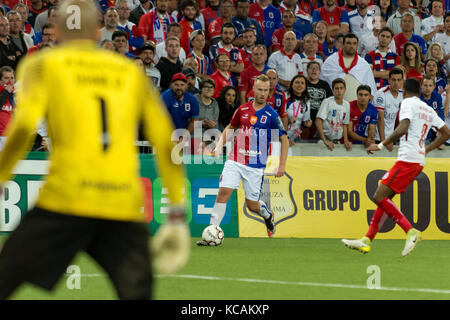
[98,97,110,152]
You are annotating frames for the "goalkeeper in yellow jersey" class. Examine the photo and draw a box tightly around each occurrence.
[0,0,189,300]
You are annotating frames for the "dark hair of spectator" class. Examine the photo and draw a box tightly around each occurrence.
[343,33,358,43]
[221,22,236,35]
[167,22,182,32]
[179,0,199,17]
[288,74,310,103]
[112,29,129,40]
[42,22,56,31]
[388,67,404,78]
[332,78,346,89]
[0,6,5,16]
[306,60,321,71]
[421,75,435,84]
[356,84,371,95]
[199,77,216,90]
[217,86,237,105]
[235,0,249,7]
[403,78,420,95]
[445,12,450,22]
[0,66,14,78]
[379,26,394,37]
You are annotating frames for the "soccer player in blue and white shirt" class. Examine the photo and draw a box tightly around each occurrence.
[372,68,404,151]
[197,75,289,245]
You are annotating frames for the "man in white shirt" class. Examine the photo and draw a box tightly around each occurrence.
[342,78,450,256]
[372,68,404,151]
[299,33,323,71]
[386,0,422,35]
[320,33,377,102]
[315,78,352,151]
[154,23,186,64]
[267,31,303,91]
[421,0,444,44]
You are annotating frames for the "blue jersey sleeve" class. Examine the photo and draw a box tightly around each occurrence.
[312,10,322,24]
[339,9,350,25]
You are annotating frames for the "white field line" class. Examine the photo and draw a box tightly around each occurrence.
[68,273,450,295]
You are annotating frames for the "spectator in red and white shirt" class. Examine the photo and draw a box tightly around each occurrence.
[207,0,233,45]
[210,52,233,99]
[0,66,15,141]
[270,9,303,53]
[238,44,269,104]
[239,28,256,70]
[267,31,303,91]
[200,0,219,41]
[138,0,175,44]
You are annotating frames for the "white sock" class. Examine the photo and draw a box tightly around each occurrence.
[258,200,271,219]
[210,202,227,226]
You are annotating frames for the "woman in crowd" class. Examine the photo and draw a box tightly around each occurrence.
[375,0,395,22]
[399,42,423,82]
[423,59,447,94]
[314,21,336,60]
[425,42,448,79]
[194,77,220,154]
[285,74,312,145]
[217,86,238,131]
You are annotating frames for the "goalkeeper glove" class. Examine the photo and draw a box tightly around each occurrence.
[151,206,191,275]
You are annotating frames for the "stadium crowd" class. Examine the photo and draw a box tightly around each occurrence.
[0,0,450,152]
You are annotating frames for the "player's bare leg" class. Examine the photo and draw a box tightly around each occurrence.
[246,199,275,237]
[197,187,233,246]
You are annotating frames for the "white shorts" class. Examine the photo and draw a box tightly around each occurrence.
[219,160,265,201]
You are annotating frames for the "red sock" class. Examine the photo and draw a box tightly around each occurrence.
[377,198,412,234]
[365,207,386,241]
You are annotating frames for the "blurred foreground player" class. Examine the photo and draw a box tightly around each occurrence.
[0,0,189,300]
[342,79,450,256]
[197,75,289,246]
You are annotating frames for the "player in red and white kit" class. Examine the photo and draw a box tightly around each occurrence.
[197,75,289,246]
[342,78,450,256]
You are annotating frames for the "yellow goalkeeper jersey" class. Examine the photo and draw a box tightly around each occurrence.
[0,40,185,222]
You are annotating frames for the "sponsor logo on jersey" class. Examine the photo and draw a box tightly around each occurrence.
[250,115,258,124]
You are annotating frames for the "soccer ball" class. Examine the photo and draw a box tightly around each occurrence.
[202,225,224,246]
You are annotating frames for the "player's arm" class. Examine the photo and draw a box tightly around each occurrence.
[140,76,186,209]
[426,125,450,154]
[213,123,237,158]
[0,56,47,185]
[367,118,410,154]
[276,133,289,178]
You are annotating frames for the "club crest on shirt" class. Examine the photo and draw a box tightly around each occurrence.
[185,103,191,111]
[260,115,268,124]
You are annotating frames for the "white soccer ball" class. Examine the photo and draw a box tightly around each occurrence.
[202,225,224,246]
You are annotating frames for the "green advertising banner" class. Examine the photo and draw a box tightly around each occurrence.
[0,152,239,238]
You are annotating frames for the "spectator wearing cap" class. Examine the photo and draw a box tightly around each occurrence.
[155,36,183,92]
[182,67,200,94]
[139,41,161,87]
[130,0,152,25]
[210,52,233,99]
[178,0,203,54]
[186,29,212,79]
[161,72,200,133]
[154,23,186,64]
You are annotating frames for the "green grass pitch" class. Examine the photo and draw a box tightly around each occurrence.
[2,236,450,300]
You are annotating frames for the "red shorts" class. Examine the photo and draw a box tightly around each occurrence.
[381,161,424,194]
